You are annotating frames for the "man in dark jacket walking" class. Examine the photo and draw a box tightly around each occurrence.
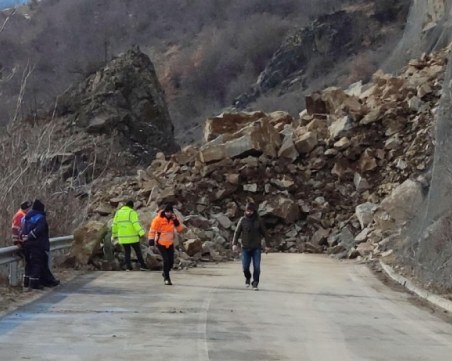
[232,202,268,290]
[22,199,60,289]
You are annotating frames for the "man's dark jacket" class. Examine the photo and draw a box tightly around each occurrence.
[233,213,267,250]
[23,208,50,251]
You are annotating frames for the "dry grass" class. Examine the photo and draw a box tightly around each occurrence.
[0,89,98,246]
[0,51,112,247]
[0,120,90,246]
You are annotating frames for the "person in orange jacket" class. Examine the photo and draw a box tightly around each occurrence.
[11,201,32,287]
[11,201,32,245]
[148,204,184,285]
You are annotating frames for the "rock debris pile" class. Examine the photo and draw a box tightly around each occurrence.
[71,49,447,270]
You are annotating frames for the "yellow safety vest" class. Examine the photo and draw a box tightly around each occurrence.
[112,206,145,244]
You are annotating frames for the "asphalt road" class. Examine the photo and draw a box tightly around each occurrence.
[1,254,452,361]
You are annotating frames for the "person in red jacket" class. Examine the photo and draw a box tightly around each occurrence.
[148,204,184,285]
[11,201,31,245]
[11,201,32,287]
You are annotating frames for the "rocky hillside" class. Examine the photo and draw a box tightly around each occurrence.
[379,0,452,291]
[235,1,410,110]
[69,48,447,271]
[0,48,179,244]
[0,0,410,145]
[30,48,179,182]
[383,0,452,72]
[55,47,179,170]
[2,1,451,290]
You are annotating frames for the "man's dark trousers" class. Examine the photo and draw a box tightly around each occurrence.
[242,248,261,285]
[123,242,146,269]
[157,244,174,280]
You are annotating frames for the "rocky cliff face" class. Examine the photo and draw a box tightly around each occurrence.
[383,0,452,289]
[235,1,411,108]
[384,0,451,71]
[56,47,179,168]
[12,48,180,192]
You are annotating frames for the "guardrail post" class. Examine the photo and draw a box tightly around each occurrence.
[1,236,73,285]
[9,261,19,287]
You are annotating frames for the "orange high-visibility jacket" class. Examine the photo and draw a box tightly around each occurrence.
[11,209,26,241]
[148,212,184,248]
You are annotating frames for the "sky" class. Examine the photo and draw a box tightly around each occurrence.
[0,0,28,10]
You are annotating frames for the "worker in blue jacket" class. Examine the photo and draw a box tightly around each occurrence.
[22,199,60,289]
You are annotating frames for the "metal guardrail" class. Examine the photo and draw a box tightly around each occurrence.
[0,235,73,286]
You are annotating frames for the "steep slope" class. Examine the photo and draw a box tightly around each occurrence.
[55,47,179,169]
[0,0,410,145]
[235,1,410,110]
[384,0,451,72]
[0,48,179,245]
[382,0,452,290]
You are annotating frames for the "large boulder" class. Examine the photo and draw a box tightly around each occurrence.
[144,249,163,270]
[203,112,266,142]
[329,116,354,140]
[66,221,107,267]
[374,179,425,233]
[259,197,300,224]
[294,130,318,154]
[200,119,281,163]
[234,4,410,108]
[184,239,203,257]
[356,202,378,229]
[278,132,299,161]
[57,47,180,168]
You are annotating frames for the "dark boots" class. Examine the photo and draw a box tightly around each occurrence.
[26,277,60,290]
[41,279,60,287]
[29,278,44,290]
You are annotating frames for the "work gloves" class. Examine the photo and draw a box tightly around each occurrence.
[148,239,155,247]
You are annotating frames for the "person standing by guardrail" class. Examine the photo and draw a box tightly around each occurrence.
[11,200,32,287]
[22,199,60,290]
[12,201,32,244]
[111,200,149,271]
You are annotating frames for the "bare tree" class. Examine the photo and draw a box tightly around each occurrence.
[0,8,15,34]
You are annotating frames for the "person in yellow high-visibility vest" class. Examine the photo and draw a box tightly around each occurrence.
[112,200,148,271]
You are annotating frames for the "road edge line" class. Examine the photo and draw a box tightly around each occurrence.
[379,260,452,313]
